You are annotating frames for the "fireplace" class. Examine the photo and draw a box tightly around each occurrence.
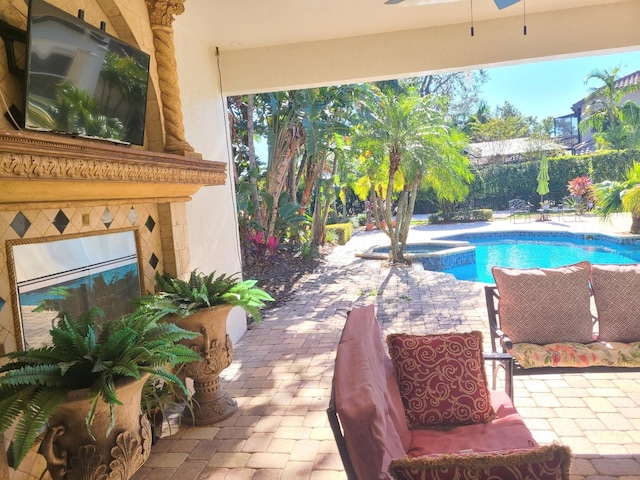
[0,129,226,354]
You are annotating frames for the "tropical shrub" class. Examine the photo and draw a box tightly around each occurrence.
[325,222,354,245]
[428,209,493,224]
[246,230,281,274]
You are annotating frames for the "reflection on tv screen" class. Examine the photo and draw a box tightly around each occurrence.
[25,0,150,145]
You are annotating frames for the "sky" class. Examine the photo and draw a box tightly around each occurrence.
[477,50,640,120]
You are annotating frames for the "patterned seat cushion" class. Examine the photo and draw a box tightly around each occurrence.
[509,341,640,369]
[492,262,593,344]
[591,263,640,343]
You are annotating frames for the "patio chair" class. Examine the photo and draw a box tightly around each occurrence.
[508,199,531,223]
[559,195,579,221]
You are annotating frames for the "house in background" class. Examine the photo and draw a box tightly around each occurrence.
[555,69,640,153]
[467,137,568,166]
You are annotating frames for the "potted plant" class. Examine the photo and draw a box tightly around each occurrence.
[0,307,201,480]
[142,270,274,425]
[141,373,193,445]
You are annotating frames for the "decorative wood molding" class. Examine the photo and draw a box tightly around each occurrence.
[0,129,226,205]
[145,0,199,158]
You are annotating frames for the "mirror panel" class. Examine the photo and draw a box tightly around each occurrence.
[7,228,143,349]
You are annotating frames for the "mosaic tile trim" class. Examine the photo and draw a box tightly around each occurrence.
[419,250,476,271]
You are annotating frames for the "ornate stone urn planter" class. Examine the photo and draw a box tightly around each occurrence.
[0,308,201,477]
[143,270,274,425]
[39,375,151,480]
[176,304,238,425]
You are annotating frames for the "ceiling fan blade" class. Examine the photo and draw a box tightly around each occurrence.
[494,0,521,9]
[385,0,405,4]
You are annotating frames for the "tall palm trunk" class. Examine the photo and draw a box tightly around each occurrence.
[262,122,305,236]
[386,149,404,264]
[246,95,262,229]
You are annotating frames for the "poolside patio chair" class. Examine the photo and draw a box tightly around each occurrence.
[559,195,580,221]
[508,199,531,223]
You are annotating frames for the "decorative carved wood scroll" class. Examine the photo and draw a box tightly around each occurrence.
[145,0,201,158]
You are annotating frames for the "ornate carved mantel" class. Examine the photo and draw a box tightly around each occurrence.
[0,129,226,206]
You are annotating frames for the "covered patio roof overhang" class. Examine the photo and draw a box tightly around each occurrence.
[178,0,640,96]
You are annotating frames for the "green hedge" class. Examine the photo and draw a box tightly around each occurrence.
[470,149,639,209]
[326,222,354,245]
[428,209,493,224]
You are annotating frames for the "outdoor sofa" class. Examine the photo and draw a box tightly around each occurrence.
[485,261,640,378]
[327,305,572,480]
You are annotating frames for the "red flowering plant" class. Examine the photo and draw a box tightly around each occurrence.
[567,176,592,197]
[567,176,595,212]
[246,229,281,275]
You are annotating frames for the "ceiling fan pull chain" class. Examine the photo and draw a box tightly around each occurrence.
[470,0,475,36]
[523,0,527,35]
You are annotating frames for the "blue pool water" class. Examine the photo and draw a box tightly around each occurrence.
[440,232,640,283]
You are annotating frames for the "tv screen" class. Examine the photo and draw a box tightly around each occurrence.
[25,0,150,145]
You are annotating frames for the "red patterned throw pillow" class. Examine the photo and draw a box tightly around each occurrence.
[387,331,494,429]
[388,444,572,480]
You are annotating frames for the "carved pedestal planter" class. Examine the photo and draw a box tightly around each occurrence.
[177,304,238,425]
[38,375,151,480]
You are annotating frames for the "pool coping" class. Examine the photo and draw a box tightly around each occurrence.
[356,240,474,261]
[433,229,640,245]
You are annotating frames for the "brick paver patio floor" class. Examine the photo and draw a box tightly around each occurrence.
[134,214,640,480]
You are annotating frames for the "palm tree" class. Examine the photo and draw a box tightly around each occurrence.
[581,66,640,149]
[596,162,640,234]
[351,85,472,264]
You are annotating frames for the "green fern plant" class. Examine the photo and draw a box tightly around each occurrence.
[0,307,201,469]
[146,270,274,322]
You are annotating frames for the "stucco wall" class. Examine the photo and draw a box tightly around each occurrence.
[170,8,246,342]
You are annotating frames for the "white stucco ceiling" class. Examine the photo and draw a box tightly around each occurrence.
[178,0,640,94]
[191,0,627,51]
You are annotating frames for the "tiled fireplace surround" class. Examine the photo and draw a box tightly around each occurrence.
[0,129,226,356]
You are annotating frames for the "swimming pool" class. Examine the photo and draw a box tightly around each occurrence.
[439,231,640,283]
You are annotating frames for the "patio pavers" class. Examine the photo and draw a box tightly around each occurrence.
[133,214,640,480]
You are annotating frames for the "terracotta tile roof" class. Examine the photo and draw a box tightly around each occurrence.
[572,69,640,109]
[615,69,640,89]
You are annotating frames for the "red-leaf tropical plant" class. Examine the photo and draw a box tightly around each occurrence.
[246,230,281,275]
[567,175,594,213]
[567,175,592,198]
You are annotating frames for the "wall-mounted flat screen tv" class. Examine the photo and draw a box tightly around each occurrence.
[25,0,150,145]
